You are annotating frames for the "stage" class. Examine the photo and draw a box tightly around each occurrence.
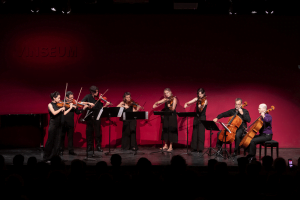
[0,147,298,166]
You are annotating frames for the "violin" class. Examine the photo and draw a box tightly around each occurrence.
[127,99,144,110]
[56,101,71,108]
[197,96,207,112]
[239,106,275,148]
[94,94,113,106]
[218,101,248,144]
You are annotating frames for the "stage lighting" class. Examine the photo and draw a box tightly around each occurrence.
[51,7,56,12]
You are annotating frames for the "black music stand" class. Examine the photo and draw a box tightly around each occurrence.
[150,111,174,154]
[177,112,198,155]
[214,122,233,160]
[102,107,123,156]
[122,111,148,155]
[200,120,219,157]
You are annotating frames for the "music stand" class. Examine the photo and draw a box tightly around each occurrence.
[122,111,148,155]
[150,111,174,154]
[99,107,124,156]
[214,122,233,160]
[200,120,219,157]
[177,112,198,155]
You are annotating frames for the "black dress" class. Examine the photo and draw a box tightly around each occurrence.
[43,102,63,161]
[191,104,207,151]
[161,102,178,143]
[121,106,137,150]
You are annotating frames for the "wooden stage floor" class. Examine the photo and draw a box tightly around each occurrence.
[0,147,299,166]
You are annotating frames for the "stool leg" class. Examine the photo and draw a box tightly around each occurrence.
[271,146,273,157]
[265,144,267,157]
[259,144,261,160]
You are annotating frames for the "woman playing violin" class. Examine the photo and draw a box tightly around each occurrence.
[81,86,111,152]
[184,88,207,152]
[43,91,66,162]
[117,92,142,151]
[153,88,178,152]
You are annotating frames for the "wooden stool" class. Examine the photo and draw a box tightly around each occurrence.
[259,140,279,160]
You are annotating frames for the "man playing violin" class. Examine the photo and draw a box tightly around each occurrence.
[246,103,272,161]
[117,92,142,151]
[213,98,251,156]
[81,86,110,152]
[60,91,89,155]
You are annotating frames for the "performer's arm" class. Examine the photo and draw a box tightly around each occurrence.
[169,97,177,111]
[213,109,233,122]
[184,97,198,109]
[48,103,65,115]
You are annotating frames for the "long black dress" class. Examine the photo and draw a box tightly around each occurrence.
[121,106,137,150]
[43,102,63,161]
[161,102,178,143]
[191,103,207,151]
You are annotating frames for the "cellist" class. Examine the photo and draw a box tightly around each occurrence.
[213,98,251,156]
[246,103,273,161]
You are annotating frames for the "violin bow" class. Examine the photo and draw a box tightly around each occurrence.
[63,83,68,109]
[94,89,109,105]
[75,87,82,106]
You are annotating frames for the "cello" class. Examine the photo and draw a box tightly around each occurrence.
[218,101,248,144]
[239,106,275,148]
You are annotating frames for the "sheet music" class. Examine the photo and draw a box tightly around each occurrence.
[96,108,104,120]
[117,107,124,117]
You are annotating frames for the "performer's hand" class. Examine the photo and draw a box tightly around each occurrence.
[213,118,218,123]
[69,103,73,108]
[89,103,95,108]
[124,104,129,109]
[184,103,187,109]
[61,107,65,111]
[83,105,89,110]
[167,104,171,108]
[105,102,110,107]
[238,108,244,115]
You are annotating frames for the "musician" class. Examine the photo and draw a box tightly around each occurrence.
[43,91,66,161]
[117,92,142,151]
[81,86,110,152]
[153,88,178,152]
[184,88,207,152]
[246,103,272,161]
[60,91,89,155]
[213,98,251,156]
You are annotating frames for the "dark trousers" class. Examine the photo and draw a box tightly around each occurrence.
[60,124,74,152]
[191,116,206,151]
[216,128,244,152]
[86,119,102,148]
[247,134,272,156]
[121,120,137,150]
[43,120,61,160]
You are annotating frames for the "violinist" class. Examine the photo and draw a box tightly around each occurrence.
[43,91,66,162]
[81,86,110,152]
[117,92,142,151]
[184,88,207,152]
[153,88,178,152]
[60,91,89,156]
[246,104,272,161]
[213,98,251,156]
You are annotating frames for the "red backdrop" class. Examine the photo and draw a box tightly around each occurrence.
[0,15,299,148]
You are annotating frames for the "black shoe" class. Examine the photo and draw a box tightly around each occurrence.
[69,151,77,155]
[96,146,103,152]
[198,150,203,153]
[191,149,197,152]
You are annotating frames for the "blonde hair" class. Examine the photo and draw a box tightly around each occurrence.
[164,88,172,98]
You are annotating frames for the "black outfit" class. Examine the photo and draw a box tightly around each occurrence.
[121,105,137,150]
[60,102,83,153]
[216,108,251,153]
[43,102,63,161]
[247,113,273,156]
[161,102,178,143]
[81,94,103,150]
[191,104,207,151]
